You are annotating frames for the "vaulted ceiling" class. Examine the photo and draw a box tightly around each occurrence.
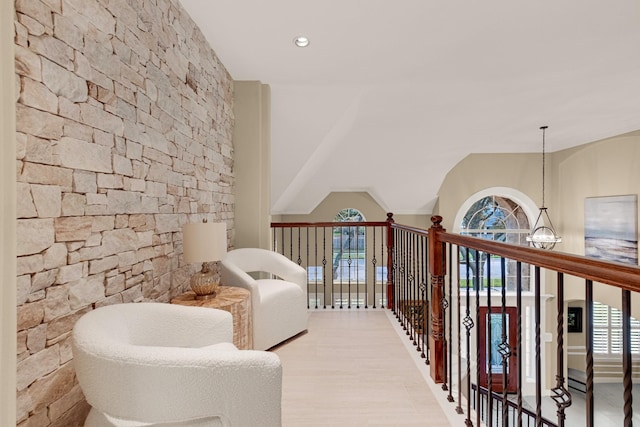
[179,0,640,215]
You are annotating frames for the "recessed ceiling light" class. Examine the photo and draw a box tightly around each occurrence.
[293,36,310,48]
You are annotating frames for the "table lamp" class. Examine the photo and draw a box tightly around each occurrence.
[182,220,227,299]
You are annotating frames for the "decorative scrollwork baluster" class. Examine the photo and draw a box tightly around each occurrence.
[441,295,449,392]
[552,272,571,427]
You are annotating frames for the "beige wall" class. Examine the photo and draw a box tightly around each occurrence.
[232,81,271,249]
[434,152,542,231]
[278,191,429,229]
[2,0,17,424]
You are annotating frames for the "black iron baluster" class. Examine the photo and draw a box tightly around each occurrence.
[447,243,454,401]
[387,225,392,310]
[408,229,412,325]
[347,227,352,309]
[407,233,418,349]
[405,232,411,332]
[585,279,593,427]
[398,228,403,319]
[463,248,474,426]
[499,257,510,427]
[396,229,402,321]
[297,227,302,267]
[456,246,463,413]
[396,228,402,320]
[272,228,277,253]
[379,226,383,309]
[534,266,542,427]
[397,227,402,316]
[551,272,571,427]
[322,227,328,309]
[400,231,411,336]
[486,251,493,427]
[408,230,414,337]
[364,226,368,309]
[389,227,394,313]
[418,234,423,346]
[413,234,420,346]
[280,228,285,255]
[313,227,318,309]
[349,227,360,308]
[475,250,482,427]
[516,261,523,427]
[357,224,361,308]
[301,227,306,306]
[401,230,408,330]
[419,235,427,360]
[441,244,449,390]
[289,227,293,260]
[622,289,633,427]
[371,227,377,309]
[384,226,388,309]
[339,225,343,309]
[412,233,417,343]
[383,226,388,309]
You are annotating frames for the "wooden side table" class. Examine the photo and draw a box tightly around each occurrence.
[171,286,253,350]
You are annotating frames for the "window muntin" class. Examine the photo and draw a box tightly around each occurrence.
[459,196,532,291]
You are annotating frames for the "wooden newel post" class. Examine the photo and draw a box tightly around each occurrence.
[386,212,395,310]
[428,215,446,383]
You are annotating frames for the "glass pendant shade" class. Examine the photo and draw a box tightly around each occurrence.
[526,126,561,250]
[526,207,562,250]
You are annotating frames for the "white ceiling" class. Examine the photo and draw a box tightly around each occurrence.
[179,0,640,215]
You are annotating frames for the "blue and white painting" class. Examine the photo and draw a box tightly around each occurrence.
[585,195,638,265]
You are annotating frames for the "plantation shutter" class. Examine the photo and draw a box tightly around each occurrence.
[593,302,640,355]
[593,302,610,354]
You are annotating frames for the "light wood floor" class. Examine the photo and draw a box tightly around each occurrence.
[273,310,456,426]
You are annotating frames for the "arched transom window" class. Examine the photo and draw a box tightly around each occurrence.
[460,195,532,291]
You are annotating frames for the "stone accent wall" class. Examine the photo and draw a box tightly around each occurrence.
[14,0,234,425]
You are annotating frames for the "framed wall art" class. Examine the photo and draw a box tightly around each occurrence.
[584,195,638,265]
[567,306,583,333]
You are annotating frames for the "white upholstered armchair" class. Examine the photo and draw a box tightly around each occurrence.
[220,248,309,351]
[72,302,282,427]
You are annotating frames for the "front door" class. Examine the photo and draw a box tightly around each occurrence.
[479,306,517,393]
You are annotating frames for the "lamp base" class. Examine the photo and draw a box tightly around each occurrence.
[190,263,220,299]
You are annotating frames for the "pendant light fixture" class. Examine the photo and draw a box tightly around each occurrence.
[526,126,562,249]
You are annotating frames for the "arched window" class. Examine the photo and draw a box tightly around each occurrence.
[460,195,531,291]
[332,208,365,281]
[334,208,365,223]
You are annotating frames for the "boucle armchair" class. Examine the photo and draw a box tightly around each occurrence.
[221,248,309,350]
[72,302,282,427]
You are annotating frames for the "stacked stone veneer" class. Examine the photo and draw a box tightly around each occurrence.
[14,0,234,425]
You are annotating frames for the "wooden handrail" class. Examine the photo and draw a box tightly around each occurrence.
[434,229,640,292]
[273,215,640,291]
[271,221,389,228]
[391,222,430,237]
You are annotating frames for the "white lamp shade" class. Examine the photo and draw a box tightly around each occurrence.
[182,222,227,263]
